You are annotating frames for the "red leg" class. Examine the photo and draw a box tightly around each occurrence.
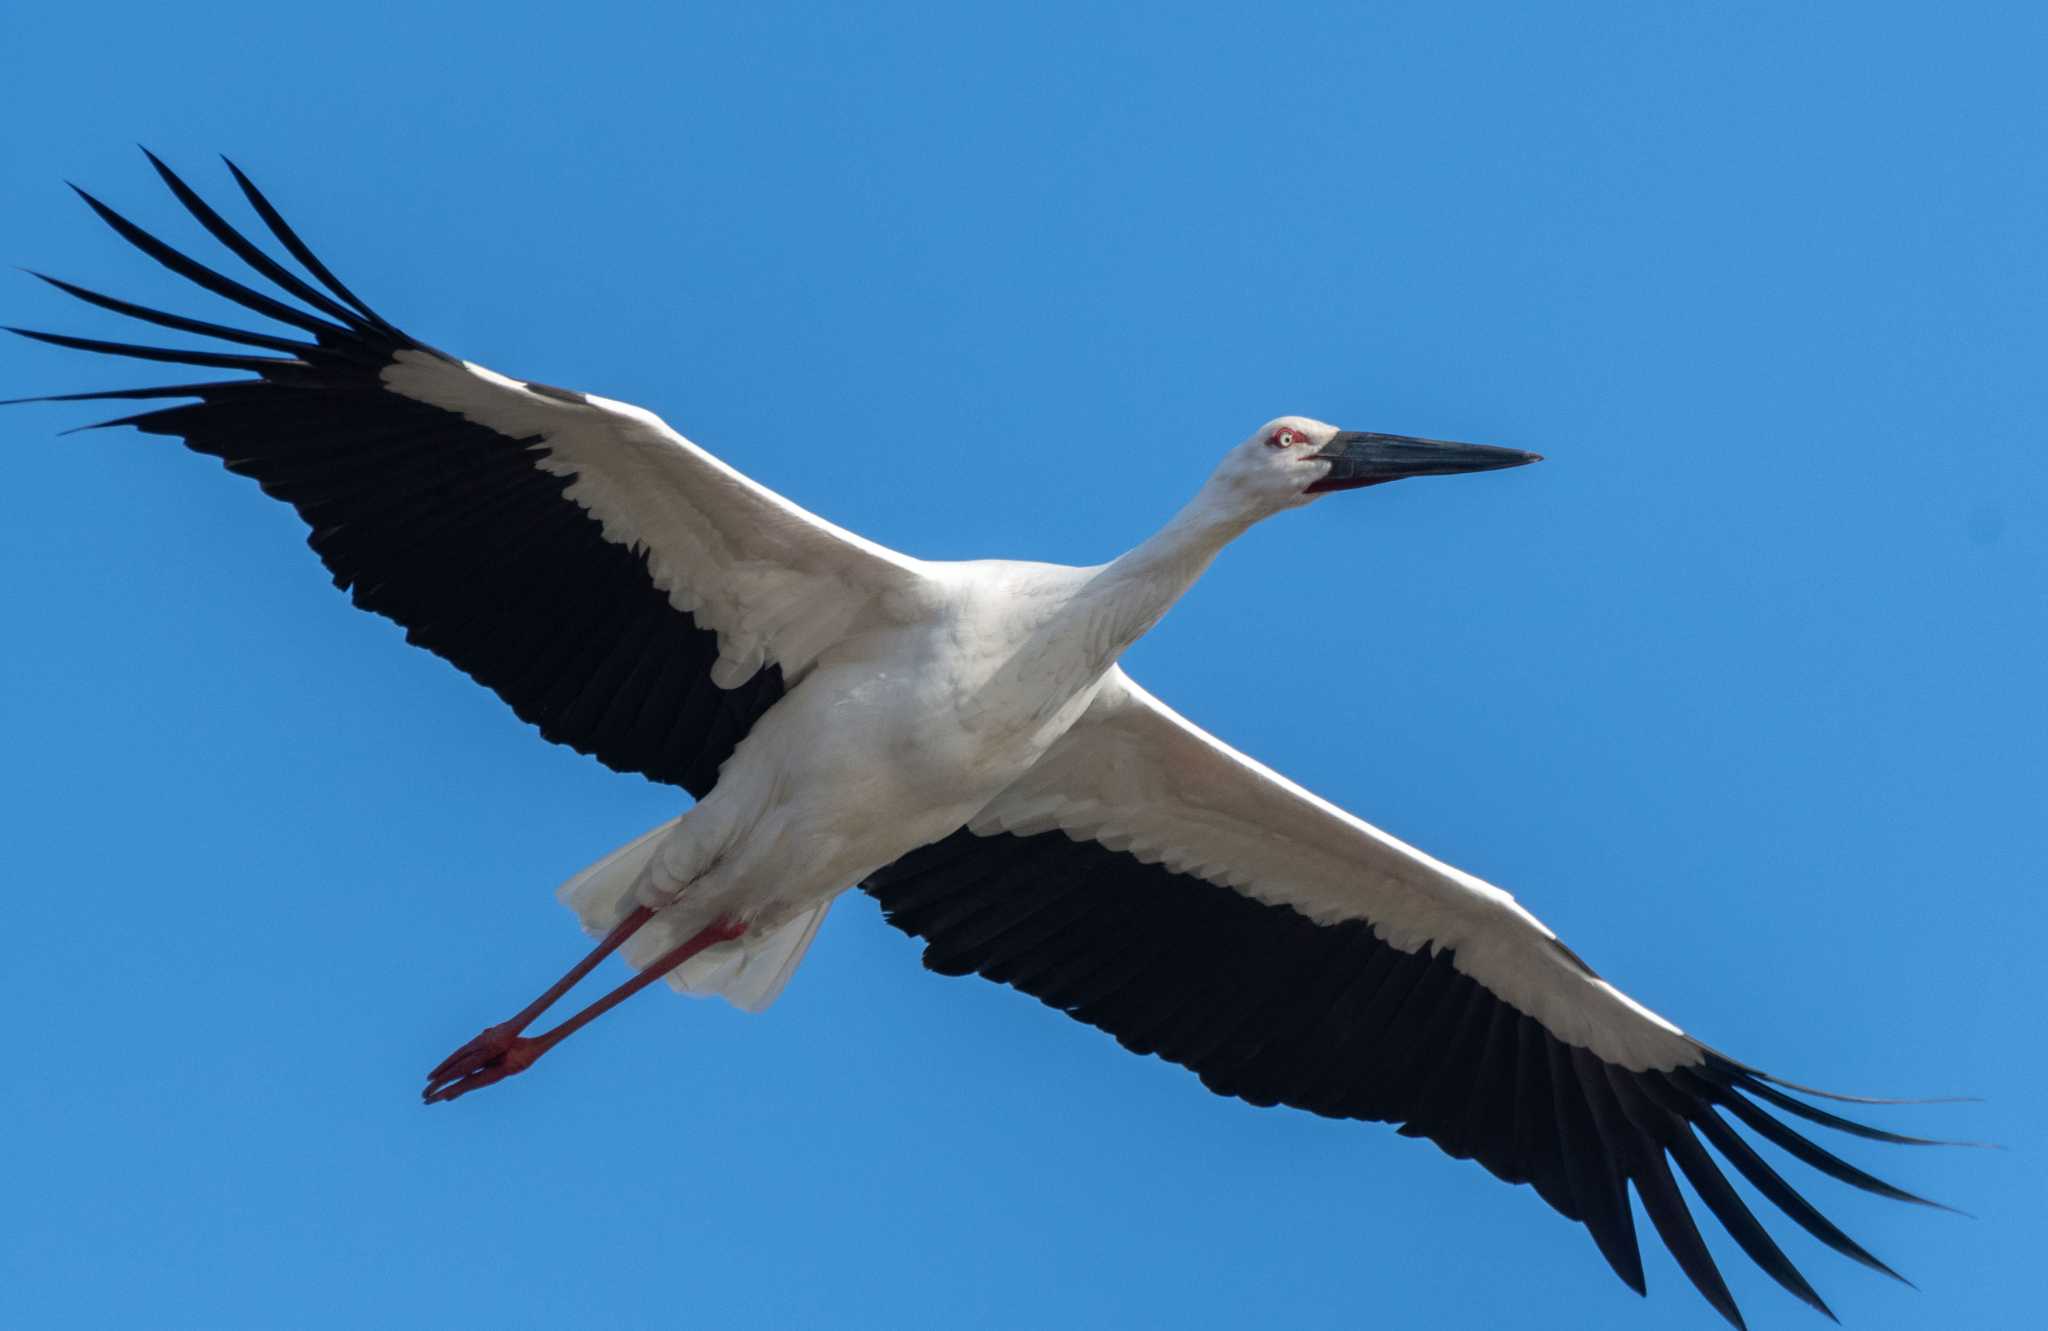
[424,905,655,1090]
[423,916,747,1105]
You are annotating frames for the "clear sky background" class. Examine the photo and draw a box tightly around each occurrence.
[2,4,2041,1329]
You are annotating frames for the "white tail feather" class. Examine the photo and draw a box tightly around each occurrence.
[674,900,831,1012]
[555,816,680,933]
[555,819,829,1013]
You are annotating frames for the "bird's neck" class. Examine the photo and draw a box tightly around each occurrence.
[1078,486,1255,665]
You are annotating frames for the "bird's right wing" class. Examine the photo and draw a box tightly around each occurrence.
[866,667,1960,1327]
[7,155,928,796]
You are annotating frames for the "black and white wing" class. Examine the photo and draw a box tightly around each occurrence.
[865,667,1958,1328]
[8,154,926,795]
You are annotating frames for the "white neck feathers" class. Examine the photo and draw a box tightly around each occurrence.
[1076,483,1257,665]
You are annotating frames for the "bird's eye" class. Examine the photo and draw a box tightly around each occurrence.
[1269,429,1297,449]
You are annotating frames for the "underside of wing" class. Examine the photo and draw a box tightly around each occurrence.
[7,154,919,795]
[863,670,1962,1328]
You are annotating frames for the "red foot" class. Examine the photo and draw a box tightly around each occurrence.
[420,914,746,1107]
[423,1034,550,1104]
[426,1021,520,1084]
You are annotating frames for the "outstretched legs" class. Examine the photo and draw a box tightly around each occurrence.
[423,908,747,1104]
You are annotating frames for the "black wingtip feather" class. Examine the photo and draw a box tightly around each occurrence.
[64,181,337,338]
[1707,1065,1997,1148]
[139,148,377,334]
[60,412,159,436]
[1716,1055,1983,1106]
[1636,1147,1750,1330]
[1576,1063,1747,1329]
[1693,1074,1963,1214]
[1611,1072,1837,1320]
[4,382,211,406]
[23,269,311,355]
[5,324,304,371]
[1566,1047,1653,1292]
[1669,1081,1916,1289]
[219,155,395,334]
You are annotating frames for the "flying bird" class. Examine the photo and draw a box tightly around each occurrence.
[9,154,1964,1328]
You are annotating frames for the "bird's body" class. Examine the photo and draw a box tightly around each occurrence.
[8,154,1969,1329]
[606,555,1120,970]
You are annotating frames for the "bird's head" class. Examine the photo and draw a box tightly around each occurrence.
[1206,416,1542,519]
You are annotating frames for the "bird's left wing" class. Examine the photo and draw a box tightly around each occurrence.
[8,155,927,796]
[865,667,1953,1327]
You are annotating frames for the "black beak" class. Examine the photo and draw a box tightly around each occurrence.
[1307,431,1543,493]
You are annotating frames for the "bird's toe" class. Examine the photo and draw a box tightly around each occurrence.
[424,1022,522,1089]
[423,1034,549,1104]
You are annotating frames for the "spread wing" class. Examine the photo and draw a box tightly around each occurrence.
[7,153,926,795]
[866,667,1957,1328]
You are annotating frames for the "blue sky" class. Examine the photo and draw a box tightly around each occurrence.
[2,3,2040,1328]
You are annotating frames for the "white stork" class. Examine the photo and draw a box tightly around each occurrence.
[9,154,1963,1328]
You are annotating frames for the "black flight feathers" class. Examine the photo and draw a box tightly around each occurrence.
[866,827,1976,1329]
[7,151,783,797]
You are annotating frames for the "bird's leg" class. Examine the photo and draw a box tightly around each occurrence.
[422,915,747,1105]
[423,904,656,1090]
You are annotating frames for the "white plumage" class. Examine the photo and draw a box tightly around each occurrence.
[8,153,1964,1330]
